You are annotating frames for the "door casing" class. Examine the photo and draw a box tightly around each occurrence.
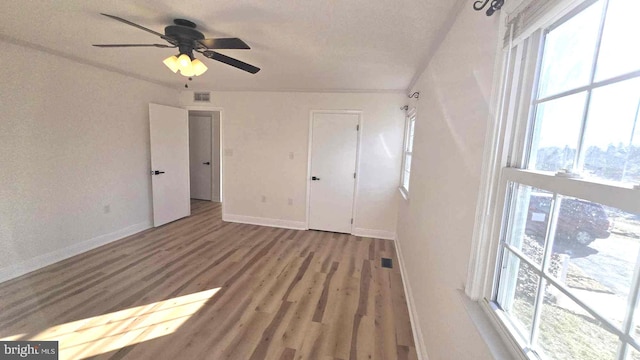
[185,106,224,208]
[188,114,213,201]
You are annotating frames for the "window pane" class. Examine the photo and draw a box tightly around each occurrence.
[506,185,552,267]
[407,120,415,151]
[402,170,410,191]
[402,152,411,191]
[536,284,620,360]
[595,0,640,81]
[548,196,639,328]
[497,250,539,339]
[627,347,640,360]
[538,1,603,98]
[582,77,640,183]
[404,153,412,173]
[529,92,587,172]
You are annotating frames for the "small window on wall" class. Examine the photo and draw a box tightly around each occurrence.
[400,110,416,196]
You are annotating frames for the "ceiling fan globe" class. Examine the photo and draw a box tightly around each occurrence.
[163,55,180,73]
[191,59,208,76]
[178,54,191,68]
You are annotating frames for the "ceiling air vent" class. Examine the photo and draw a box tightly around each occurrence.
[194,92,211,102]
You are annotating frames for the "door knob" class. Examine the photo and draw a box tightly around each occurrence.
[203,162,211,165]
[312,176,320,181]
[151,170,165,175]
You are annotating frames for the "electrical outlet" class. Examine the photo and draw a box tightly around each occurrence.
[261,195,267,203]
[288,198,293,206]
[103,204,111,214]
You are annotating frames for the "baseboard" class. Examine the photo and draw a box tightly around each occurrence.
[222,213,307,230]
[394,237,430,360]
[0,221,152,284]
[352,228,396,240]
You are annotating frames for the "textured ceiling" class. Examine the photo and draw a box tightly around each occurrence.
[0,0,459,91]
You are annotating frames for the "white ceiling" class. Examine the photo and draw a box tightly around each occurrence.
[0,0,459,92]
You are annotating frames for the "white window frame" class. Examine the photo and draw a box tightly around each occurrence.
[466,0,640,359]
[400,109,416,198]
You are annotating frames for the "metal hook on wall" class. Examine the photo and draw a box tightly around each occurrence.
[408,92,420,99]
[473,0,505,16]
[400,105,409,111]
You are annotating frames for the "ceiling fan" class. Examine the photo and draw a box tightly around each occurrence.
[93,13,260,76]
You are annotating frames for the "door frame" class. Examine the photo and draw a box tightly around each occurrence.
[188,113,213,201]
[185,106,224,211]
[305,110,363,234]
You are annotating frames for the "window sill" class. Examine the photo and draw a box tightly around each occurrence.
[398,186,409,201]
[458,291,530,360]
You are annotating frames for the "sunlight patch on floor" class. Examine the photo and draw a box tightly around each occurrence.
[0,333,27,341]
[1,288,221,359]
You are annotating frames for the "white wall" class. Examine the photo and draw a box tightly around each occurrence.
[395,6,501,360]
[0,40,178,280]
[180,91,405,236]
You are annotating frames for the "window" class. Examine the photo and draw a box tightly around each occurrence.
[400,110,416,195]
[481,0,640,359]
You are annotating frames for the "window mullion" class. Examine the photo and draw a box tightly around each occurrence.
[617,344,627,360]
[575,0,611,172]
[529,193,561,346]
[533,69,640,105]
[543,271,631,340]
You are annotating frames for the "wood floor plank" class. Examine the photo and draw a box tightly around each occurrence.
[280,271,327,349]
[279,347,296,360]
[319,263,360,359]
[0,200,417,360]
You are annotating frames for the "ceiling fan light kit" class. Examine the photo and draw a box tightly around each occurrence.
[163,53,208,76]
[93,14,260,79]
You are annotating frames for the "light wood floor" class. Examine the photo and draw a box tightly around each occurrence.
[0,200,417,360]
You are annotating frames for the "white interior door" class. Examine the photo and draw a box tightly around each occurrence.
[149,103,191,227]
[308,112,359,233]
[189,115,212,201]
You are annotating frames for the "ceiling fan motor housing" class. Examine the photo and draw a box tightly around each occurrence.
[165,20,204,56]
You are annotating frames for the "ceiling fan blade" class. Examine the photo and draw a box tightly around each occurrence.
[93,44,175,48]
[203,51,260,74]
[198,38,250,50]
[100,13,170,41]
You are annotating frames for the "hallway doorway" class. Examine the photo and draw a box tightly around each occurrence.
[188,110,221,202]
